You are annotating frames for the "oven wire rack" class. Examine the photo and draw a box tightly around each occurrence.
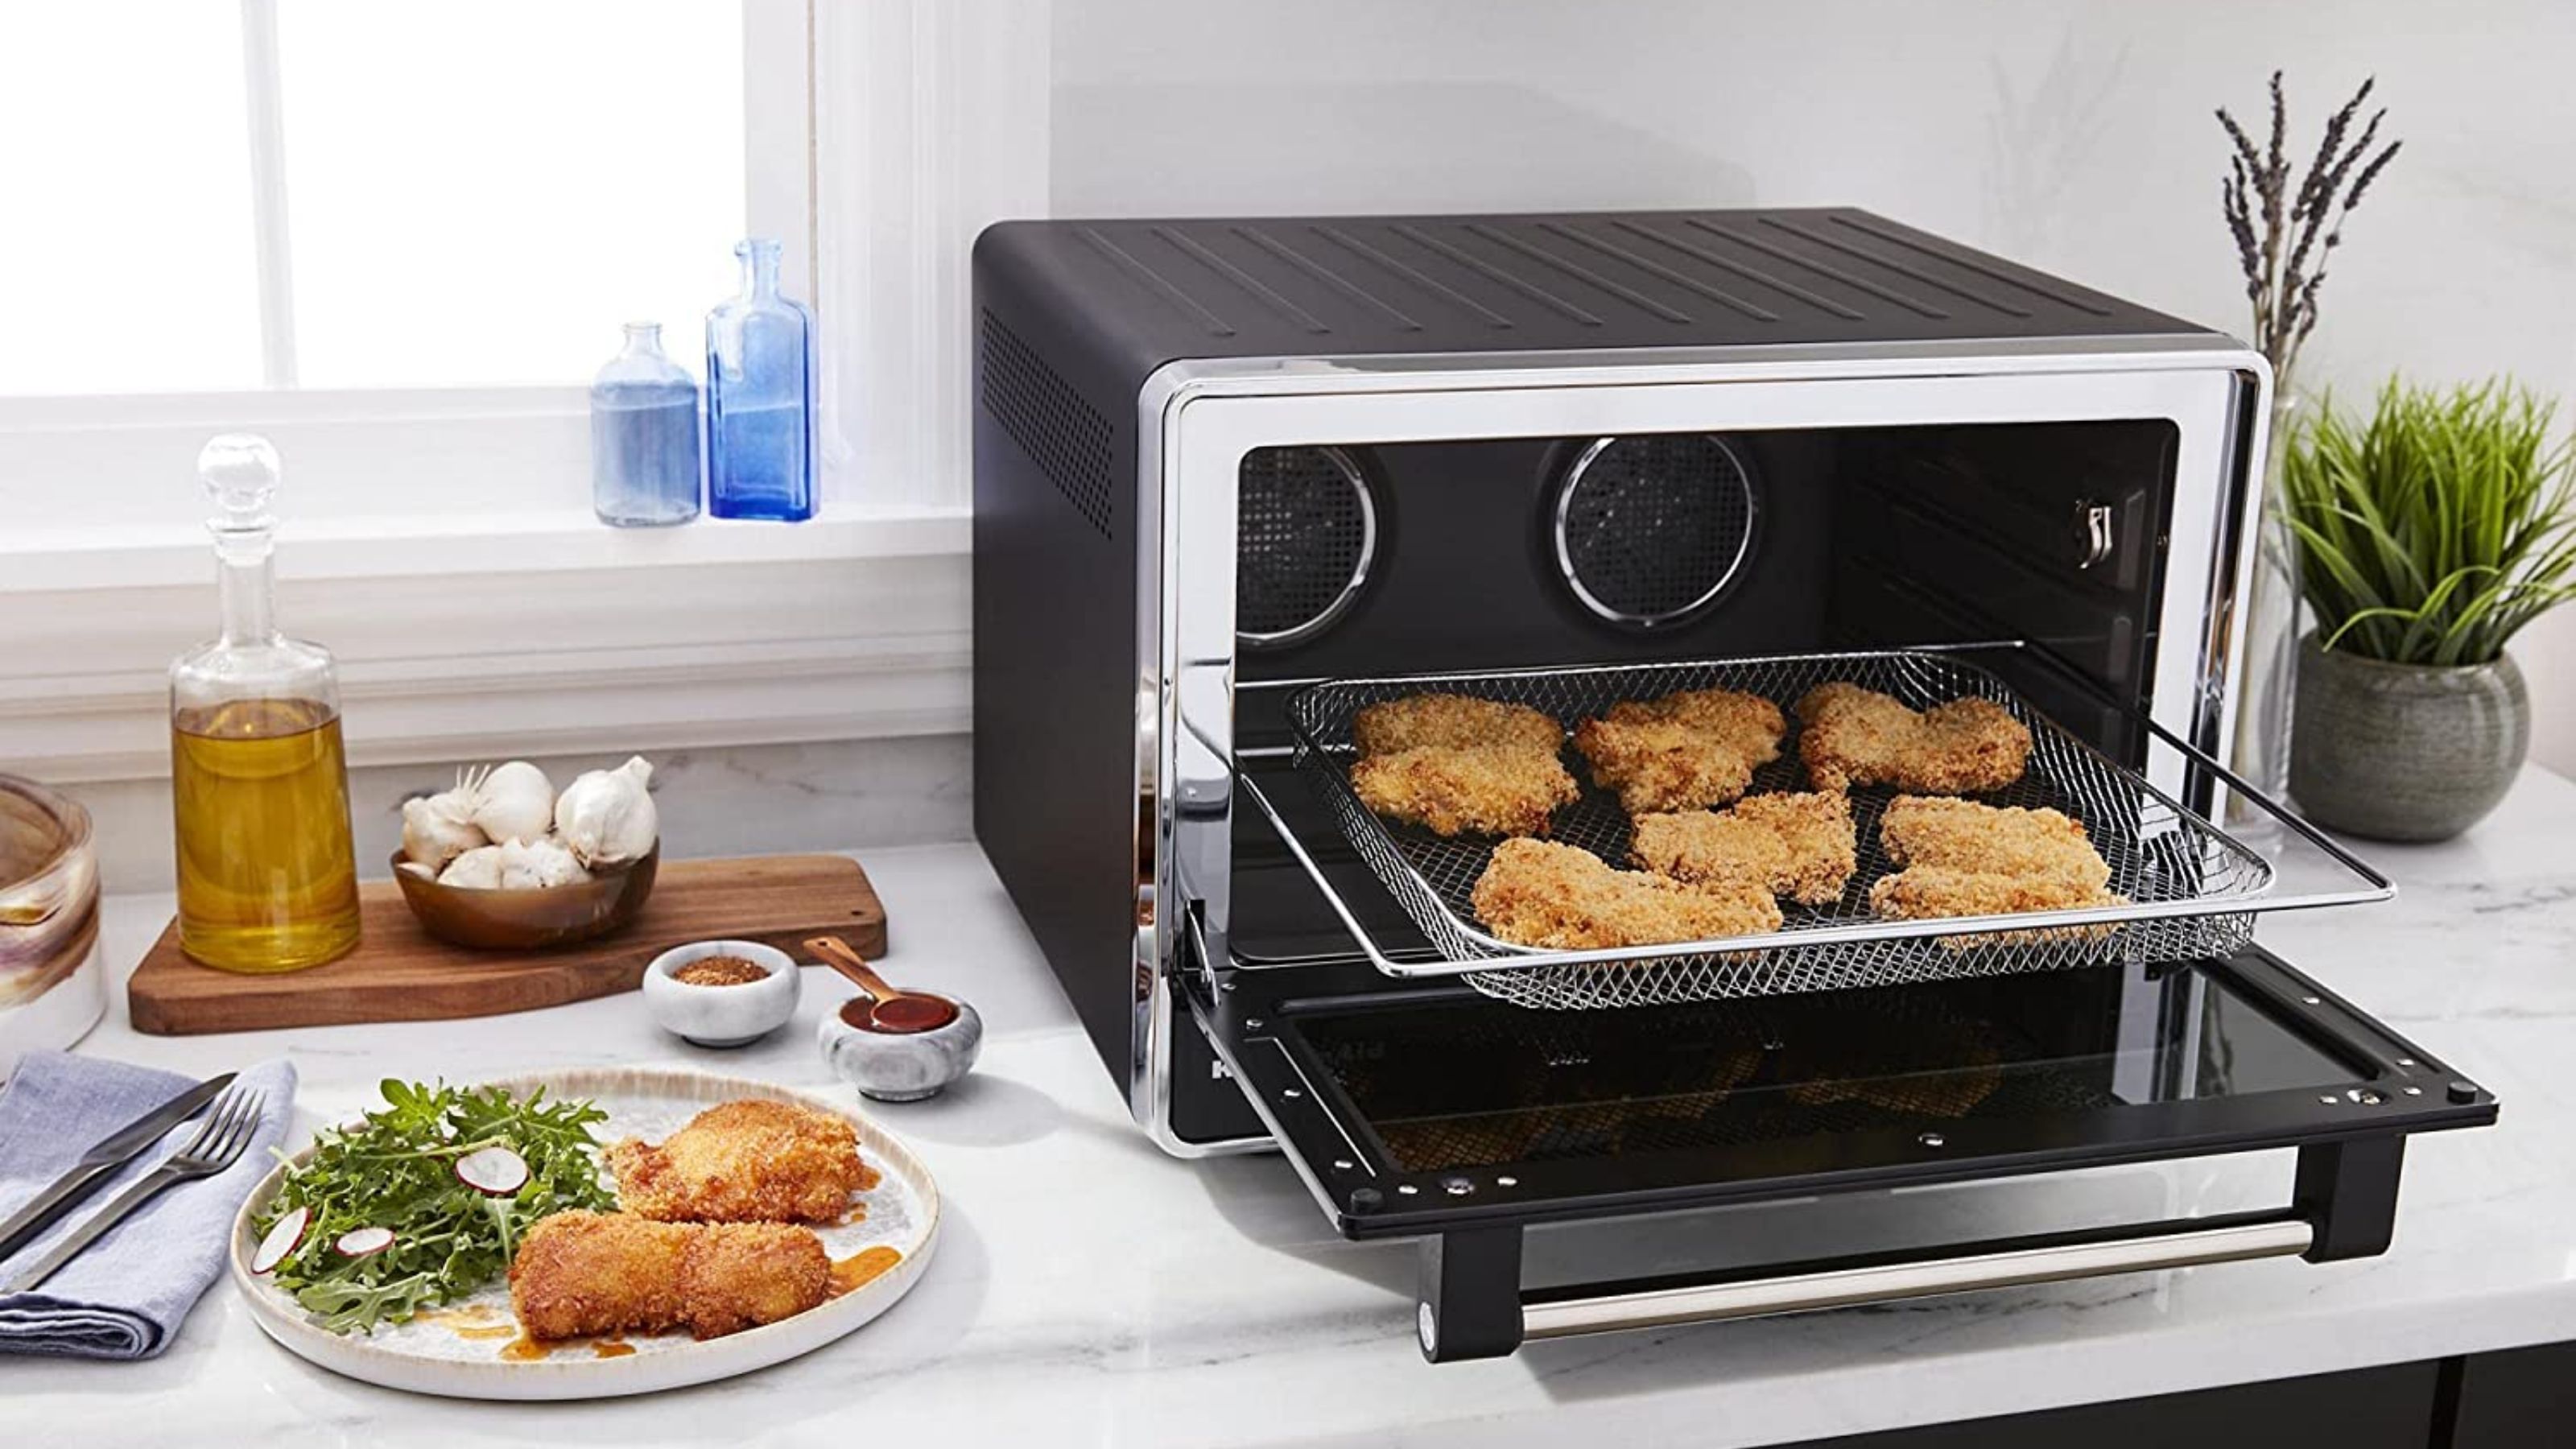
[1239,646,2392,1012]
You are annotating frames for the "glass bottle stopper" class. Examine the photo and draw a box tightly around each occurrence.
[199,433,280,559]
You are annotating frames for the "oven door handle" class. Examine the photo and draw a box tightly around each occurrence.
[1517,1217,2312,1345]
[1416,1133,2409,1362]
[1419,1210,2332,1363]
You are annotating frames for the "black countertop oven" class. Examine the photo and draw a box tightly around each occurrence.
[969,208,2496,1360]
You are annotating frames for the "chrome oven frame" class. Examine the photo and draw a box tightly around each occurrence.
[1128,336,2274,1156]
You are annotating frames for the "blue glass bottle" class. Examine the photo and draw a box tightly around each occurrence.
[589,322,701,527]
[705,238,816,522]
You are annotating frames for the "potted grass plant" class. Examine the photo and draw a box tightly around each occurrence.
[2283,378,2576,840]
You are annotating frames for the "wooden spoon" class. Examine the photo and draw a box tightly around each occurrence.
[804,935,959,1034]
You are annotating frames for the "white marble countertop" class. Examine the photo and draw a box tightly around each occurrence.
[9,769,2576,1447]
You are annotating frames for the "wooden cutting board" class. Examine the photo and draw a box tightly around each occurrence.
[127,854,886,1036]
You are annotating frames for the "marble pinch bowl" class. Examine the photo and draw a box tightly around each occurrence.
[641,939,802,1048]
[816,987,983,1104]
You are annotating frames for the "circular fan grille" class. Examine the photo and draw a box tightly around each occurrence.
[1237,446,1377,649]
[1551,433,1756,627]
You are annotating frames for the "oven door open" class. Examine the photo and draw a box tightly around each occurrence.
[1190,929,2495,1361]
[1186,639,2494,1361]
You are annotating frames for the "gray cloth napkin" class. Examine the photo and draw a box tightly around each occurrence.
[0,1051,297,1360]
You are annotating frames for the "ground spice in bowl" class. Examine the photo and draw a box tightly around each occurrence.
[672,955,771,987]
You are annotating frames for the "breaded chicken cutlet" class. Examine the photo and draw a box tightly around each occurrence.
[1347,692,1577,838]
[1868,795,2118,923]
[508,1210,831,1341]
[1352,693,1564,756]
[1574,687,1786,815]
[608,1099,878,1224]
[1795,683,2032,794]
[1629,791,1858,906]
[1350,745,1579,838]
[1471,837,1783,950]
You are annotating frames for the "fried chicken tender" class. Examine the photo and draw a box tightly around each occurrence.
[509,1211,830,1341]
[1471,837,1783,950]
[1629,791,1858,906]
[1876,795,2111,889]
[1574,687,1787,814]
[1350,745,1579,837]
[608,1099,877,1224]
[1345,693,1576,838]
[1868,795,2117,924]
[678,1222,838,1338]
[1794,683,2032,794]
[1352,693,1564,755]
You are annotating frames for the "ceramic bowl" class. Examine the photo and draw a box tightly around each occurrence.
[390,843,659,951]
[0,774,105,1072]
[642,939,801,1047]
[818,993,982,1102]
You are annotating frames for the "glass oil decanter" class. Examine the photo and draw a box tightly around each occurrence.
[705,237,816,522]
[169,435,361,972]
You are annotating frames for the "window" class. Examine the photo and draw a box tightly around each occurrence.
[0,1,1024,788]
[1,2,748,396]
[0,0,815,543]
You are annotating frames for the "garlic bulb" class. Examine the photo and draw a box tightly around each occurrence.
[554,756,657,866]
[436,844,507,889]
[471,760,555,845]
[400,791,486,873]
[495,836,590,890]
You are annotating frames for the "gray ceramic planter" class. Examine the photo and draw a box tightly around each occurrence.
[2289,634,2528,842]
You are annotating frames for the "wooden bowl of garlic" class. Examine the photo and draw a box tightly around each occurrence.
[390,757,663,951]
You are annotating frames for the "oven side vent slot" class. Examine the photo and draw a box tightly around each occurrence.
[978,308,1116,537]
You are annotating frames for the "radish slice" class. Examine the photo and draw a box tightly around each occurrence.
[251,1206,309,1274]
[334,1225,394,1257]
[454,1145,529,1196]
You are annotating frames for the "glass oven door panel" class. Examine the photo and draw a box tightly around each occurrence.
[1194,947,2494,1239]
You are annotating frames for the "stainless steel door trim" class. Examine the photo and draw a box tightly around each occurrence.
[1159,359,2250,799]
[1516,1217,2314,1342]
[1136,336,2267,411]
[2200,358,2277,819]
[1131,337,2266,1155]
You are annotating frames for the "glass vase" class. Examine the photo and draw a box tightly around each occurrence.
[2227,389,2306,835]
[590,322,702,528]
[705,237,816,522]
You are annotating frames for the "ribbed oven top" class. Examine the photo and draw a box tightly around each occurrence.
[974,208,2215,369]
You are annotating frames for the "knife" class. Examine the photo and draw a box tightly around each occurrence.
[0,1071,237,1266]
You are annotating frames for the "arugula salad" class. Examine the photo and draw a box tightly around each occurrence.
[250,1080,617,1335]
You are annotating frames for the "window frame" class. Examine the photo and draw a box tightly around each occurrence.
[1,0,1052,784]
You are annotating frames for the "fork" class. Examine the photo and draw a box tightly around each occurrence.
[0,1085,267,1295]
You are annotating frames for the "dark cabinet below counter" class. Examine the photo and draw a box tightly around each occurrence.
[1792,1340,2576,1449]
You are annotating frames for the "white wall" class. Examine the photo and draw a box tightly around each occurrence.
[1050,0,2576,771]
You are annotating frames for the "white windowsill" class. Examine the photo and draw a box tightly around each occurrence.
[2,502,969,592]
[1,502,974,783]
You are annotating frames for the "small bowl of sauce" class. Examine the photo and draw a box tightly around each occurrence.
[818,985,981,1102]
[641,939,801,1047]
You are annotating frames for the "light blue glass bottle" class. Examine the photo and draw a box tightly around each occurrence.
[705,238,816,522]
[589,322,701,527]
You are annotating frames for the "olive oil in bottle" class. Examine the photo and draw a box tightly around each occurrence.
[170,436,361,972]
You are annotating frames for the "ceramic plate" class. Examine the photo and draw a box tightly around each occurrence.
[229,1067,939,1401]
